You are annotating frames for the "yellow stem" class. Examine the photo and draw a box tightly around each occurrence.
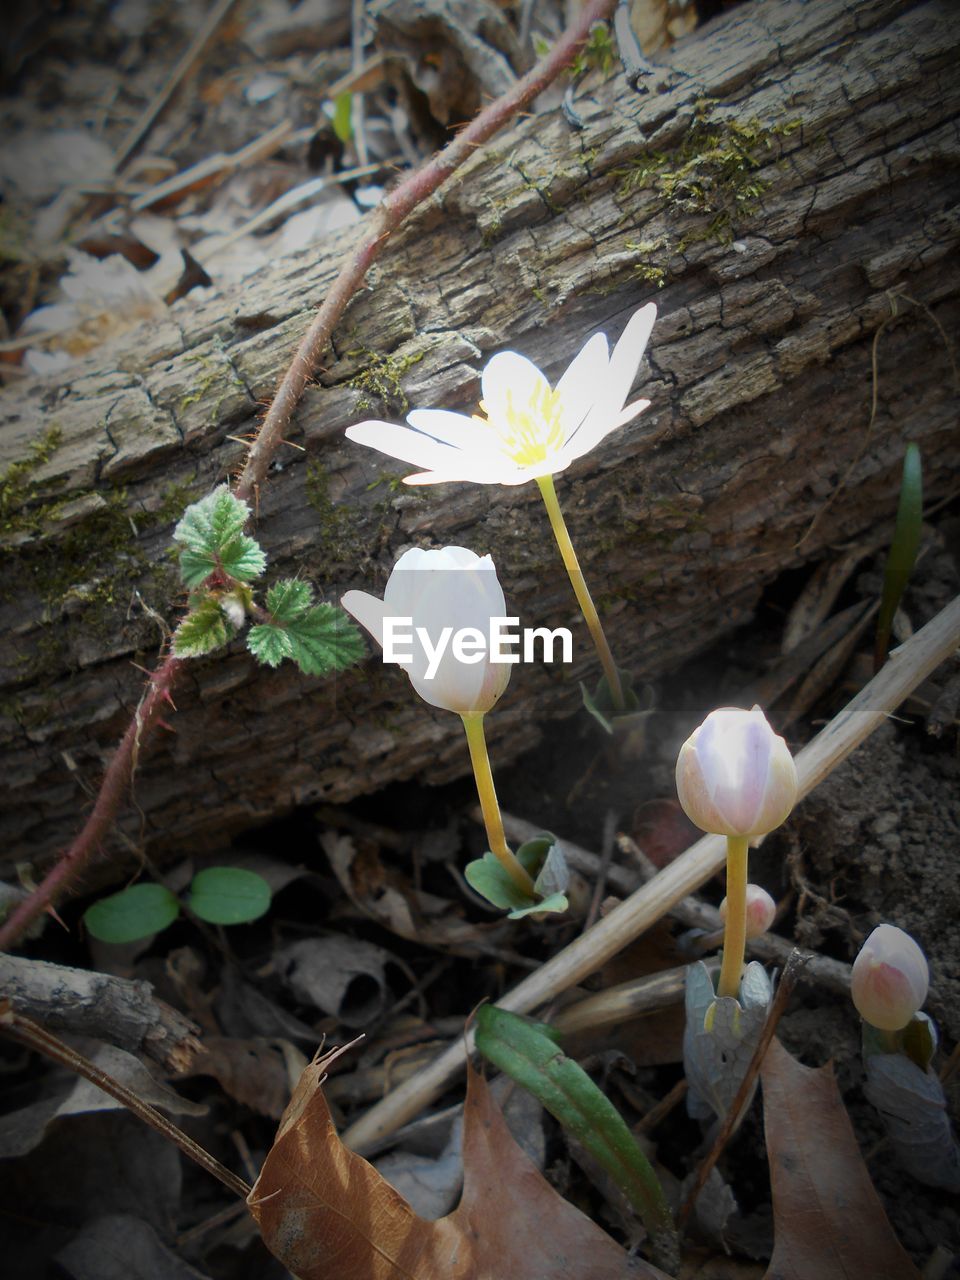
[536,473,625,714]
[717,835,750,998]
[462,714,536,897]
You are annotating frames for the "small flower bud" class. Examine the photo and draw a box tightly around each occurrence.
[675,705,798,838]
[720,883,776,939]
[851,924,929,1031]
[220,593,247,630]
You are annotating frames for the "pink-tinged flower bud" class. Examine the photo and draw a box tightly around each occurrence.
[720,883,777,939]
[851,924,929,1031]
[675,705,798,837]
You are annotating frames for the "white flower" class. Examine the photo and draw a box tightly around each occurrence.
[675,706,798,838]
[345,303,657,485]
[851,924,929,1031]
[341,546,511,717]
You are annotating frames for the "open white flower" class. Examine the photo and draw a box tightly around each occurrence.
[345,303,657,485]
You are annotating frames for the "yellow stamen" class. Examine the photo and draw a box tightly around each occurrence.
[475,383,566,467]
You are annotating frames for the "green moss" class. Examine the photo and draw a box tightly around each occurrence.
[0,428,184,682]
[0,427,64,536]
[306,460,366,563]
[346,348,425,417]
[625,238,667,288]
[616,102,801,246]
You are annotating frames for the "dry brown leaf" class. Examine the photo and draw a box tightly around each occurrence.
[183,1036,303,1119]
[249,1047,669,1279]
[760,1038,921,1280]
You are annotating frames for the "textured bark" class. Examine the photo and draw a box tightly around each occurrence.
[1,0,958,881]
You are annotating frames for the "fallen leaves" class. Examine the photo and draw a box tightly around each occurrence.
[250,1046,670,1279]
[760,1038,921,1280]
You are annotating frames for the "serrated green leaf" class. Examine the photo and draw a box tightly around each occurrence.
[179,546,220,589]
[188,866,271,925]
[173,485,250,556]
[174,598,233,658]
[265,578,314,624]
[83,883,180,944]
[247,622,296,668]
[286,603,365,676]
[475,1006,676,1265]
[218,535,267,583]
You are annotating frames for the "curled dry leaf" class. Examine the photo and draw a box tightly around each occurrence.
[760,1038,920,1280]
[249,1046,670,1279]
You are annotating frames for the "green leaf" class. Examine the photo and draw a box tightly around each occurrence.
[174,485,250,555]
[247,622,296,668]
[83,883,180,944]
[332,91,353,144]
[173,597,234,657]
[178,546,220,589]
[475,1006,677,1266]
[218,535,267,583]
[464,841,569,920]
[265,578,314,624]
[875,443,922,671]
[188,866,271,925]
[285,603,365,676]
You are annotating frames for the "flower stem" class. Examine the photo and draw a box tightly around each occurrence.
[717,835,750,998]
[462,714,536,897]
[536,473,625,714]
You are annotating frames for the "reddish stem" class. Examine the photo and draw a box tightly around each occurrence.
[0,0,617,952]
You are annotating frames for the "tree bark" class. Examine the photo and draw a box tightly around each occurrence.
[1,0,957,880]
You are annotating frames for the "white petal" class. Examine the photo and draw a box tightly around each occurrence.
[406,409,482,449]
[340,590,386,649]
[345,421,462,471]
[574,303,656,444]
[562,398,651,462]
[554,332,608,440]
[481,352,550,423]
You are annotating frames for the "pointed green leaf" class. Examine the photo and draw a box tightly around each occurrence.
[173,597,233,657]
[247,622,296,668]
[83,883,180,943]
[285,603,365,676]
[875,443,922,670]
[332,91,353,144]
[475,1005,677,1264]
[218,535,267,583]
[265,578,314,624]
[188,866,271,925]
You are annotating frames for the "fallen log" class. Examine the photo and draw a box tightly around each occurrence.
[1,0,957,880]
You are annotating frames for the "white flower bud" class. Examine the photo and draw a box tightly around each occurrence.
[342,546,511,718]
[720,883,777,938]
[851,924,929,1031]
[675,706,798,838]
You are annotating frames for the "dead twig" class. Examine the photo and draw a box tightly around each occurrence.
[677,950,807,1232]
[0,1002,251,1201]
[0,0,619,953]
[0,953,201,1072]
